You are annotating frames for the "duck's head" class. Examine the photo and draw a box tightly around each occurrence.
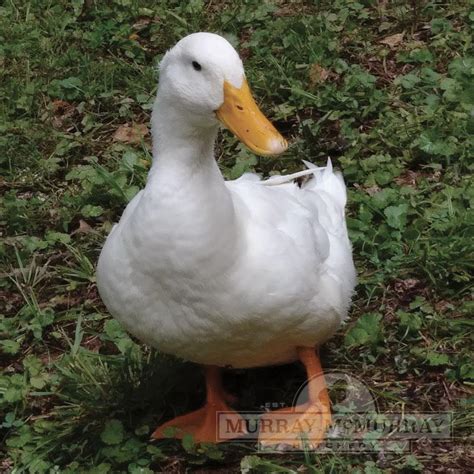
[158,32,287,156]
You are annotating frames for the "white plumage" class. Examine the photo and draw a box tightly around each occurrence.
[97,33,356,369]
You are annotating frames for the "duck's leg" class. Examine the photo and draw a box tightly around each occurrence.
[152,365,244,443]
[258,347,332,449]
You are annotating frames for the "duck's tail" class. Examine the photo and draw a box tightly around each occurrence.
[258,158,347,210]
[302,158,347,210]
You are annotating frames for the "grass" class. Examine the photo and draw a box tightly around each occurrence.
[1,0,473,472]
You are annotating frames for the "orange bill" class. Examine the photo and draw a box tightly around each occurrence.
[216,79,288,156]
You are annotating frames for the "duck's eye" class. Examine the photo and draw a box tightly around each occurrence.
[192,61,202,71]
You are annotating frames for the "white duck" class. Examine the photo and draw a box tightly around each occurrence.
[97,32,356,447]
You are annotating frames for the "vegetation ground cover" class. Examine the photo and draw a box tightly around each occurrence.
[1,0,473,472]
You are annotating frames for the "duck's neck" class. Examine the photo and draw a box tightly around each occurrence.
[149,99,220,183]
[144,98,239,269]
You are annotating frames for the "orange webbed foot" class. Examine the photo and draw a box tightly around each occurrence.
[152,366,244,443]
[258,347,332,450]
[258,401,332,449]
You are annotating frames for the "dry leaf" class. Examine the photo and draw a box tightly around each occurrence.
[113,123,149,144]
[427,170,441,182]
[364,185,381,196]
[78,219,92,233]
[393,279,422,300]
[50,99,76,129]
[309,64,329,87]
[379,32,405,48]
[394,170,418,187]
[132,18,152,31]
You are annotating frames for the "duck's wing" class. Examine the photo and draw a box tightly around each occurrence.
[295,160,356,293]
[227,159,347,241]
[226,159,356,298]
